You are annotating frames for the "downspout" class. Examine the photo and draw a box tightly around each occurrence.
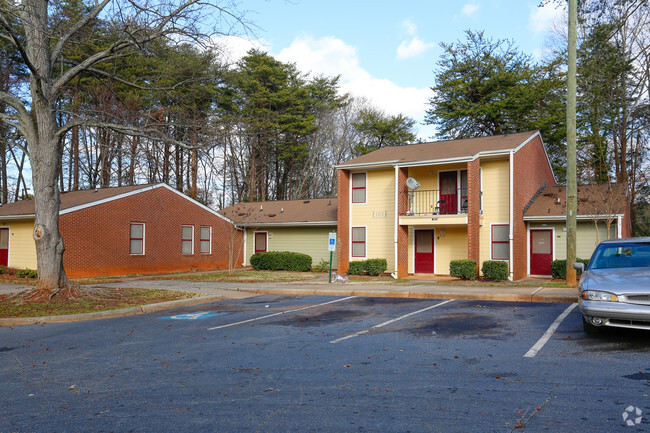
[394,165,399,275]
[509,150,514,281]
[617,215,622,239]
[242,227,247,266]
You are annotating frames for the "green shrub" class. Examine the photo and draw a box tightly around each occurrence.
[17,269,37,278]
[449,259,477,280]
[313,258,330,273]
[365,258,388,276]
[347,259,388,276]
[250,251,312,272]
[481,260,509,281]
[348,261,365,275]
[551,258,589,279]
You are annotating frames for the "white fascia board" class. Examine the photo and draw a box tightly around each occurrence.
[236,221,337,228]
[512,131,557,184]
[334,160,400,170]
[523,214,625,222]
[0,214,36,220]
[58,183,236,225]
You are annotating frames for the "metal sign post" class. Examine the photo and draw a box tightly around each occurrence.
[328,232,336,283]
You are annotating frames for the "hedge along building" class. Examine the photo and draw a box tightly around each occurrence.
[0,183,243,278]
[335,130,630,280]
[219,198,338,269]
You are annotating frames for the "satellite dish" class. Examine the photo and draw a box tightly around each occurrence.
[406,177,420,190]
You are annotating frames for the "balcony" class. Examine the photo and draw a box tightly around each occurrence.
[398,188,481,226]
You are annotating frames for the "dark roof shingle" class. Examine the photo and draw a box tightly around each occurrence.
[219,198,337,225]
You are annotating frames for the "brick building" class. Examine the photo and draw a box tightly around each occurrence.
[0,184,242,278]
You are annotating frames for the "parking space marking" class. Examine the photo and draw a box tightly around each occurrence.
[206,296,356,331]
[329,299,455,344]
[524,303,578,358]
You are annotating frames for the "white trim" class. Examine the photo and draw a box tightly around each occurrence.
[236,221,337,228]
[512,131,557,185]
[335,160,401,169]
[253,231,268,253]
[199,226,212,255]
[412,228,436,274]
[0,226,10,267]
[350,171,368,205]
[617,215,622,239]
[350,225,368,259]
[509,151,514,280]
[56,183,236,225]
[528,227,556,276]
[394,166,399,274]
[243,228,248,266]
[523,214,625,222]
[181,225,194,255]
[490,223,510,261]
[129,222,145,256]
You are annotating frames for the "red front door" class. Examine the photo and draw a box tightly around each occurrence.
[530,230,553,275]
[414,230,434,273]
[439,171,457,214]
[0,228,8,266]
[254,232,267,254]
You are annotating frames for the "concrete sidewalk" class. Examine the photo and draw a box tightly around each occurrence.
[0,274,577,325]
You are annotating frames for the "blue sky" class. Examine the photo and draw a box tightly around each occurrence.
[219,0,566,140]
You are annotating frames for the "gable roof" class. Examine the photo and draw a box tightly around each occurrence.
[219,198,337,227]
[524,184,628,220]
[0,183,233,223]
[337,130,541,169]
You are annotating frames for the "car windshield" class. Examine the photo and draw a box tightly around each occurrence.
[589,242,650,269]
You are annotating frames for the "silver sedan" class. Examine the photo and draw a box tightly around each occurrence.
[574,238,650,334]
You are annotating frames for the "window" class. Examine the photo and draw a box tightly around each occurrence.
[491,224,510,260]
[182,225,194,255]
[200,226,211,254]
[351,173,366,203]
[130,223,144,255]
[351,227,366,257]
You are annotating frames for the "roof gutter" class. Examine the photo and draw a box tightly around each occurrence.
[523,215,625,221]
[233,221,337,228]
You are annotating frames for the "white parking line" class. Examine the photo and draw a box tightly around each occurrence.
[524,303,578,358]
[207,296,356,331]
[329,299,455,344]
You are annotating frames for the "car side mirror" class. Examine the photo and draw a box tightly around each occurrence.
[573,262,585,272]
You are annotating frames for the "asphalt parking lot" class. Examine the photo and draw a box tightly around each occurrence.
[2,295,649,432]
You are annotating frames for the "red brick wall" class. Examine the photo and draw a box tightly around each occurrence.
[397,167,409,277]
[512,134,556,279]
[60,186,243,278]
[336,169,350,274]
[467,158,481,273]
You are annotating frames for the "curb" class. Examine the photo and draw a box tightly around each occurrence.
[233,287,576,304]
[0,294,226,326]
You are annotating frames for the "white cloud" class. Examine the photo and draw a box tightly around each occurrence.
[402,18,417,36]
[209,35,270,65]
[461,3,479,17]
[277,35,433,139]
[212,35,434,140]
[528,2,565,36]
[396,36,436,60]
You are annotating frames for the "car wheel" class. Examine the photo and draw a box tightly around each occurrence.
[582,316,602,335]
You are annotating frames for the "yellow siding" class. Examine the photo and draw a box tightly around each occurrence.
[407,163,467,192]
[245,226,337,268]
[435,228,468,274]
[3,220,37,269]
[530,221,616,262]
[350,169,396,271]
[479,159,510,266]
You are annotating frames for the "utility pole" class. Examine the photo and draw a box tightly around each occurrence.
[566,0,578,286]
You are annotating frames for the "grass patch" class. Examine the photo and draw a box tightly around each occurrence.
[157,270,318,283]
[0,288,200,318]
